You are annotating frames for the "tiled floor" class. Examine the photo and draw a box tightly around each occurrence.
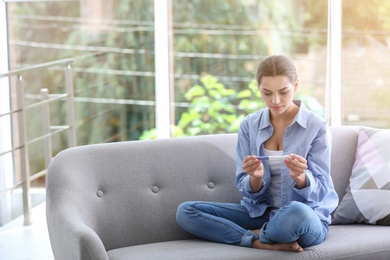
[0,202,54,260]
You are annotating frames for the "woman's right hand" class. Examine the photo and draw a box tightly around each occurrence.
[243,155,264,178]
[242,155,264,192]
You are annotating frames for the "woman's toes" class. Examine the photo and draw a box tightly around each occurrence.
[290,242,304,252]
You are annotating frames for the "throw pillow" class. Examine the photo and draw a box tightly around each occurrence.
[332,127,390,225]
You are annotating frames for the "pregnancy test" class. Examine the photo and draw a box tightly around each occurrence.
[256,155,290,161]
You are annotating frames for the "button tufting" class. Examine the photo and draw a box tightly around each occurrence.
[152,186,159,193]
[96,190,104,197]
[207,182,215,189]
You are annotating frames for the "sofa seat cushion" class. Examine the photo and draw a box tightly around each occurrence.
[313,225,390,260]
[107,239,309,260]
[333,127,390,225]
[107,225,390,260]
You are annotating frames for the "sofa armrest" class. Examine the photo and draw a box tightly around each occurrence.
[46,196,108,260]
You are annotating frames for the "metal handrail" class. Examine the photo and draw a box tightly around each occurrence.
[0,58,76,225]
[0,94,67,118]
[0,58,75,78]
[0,169,47,197]
[0,52,106,79]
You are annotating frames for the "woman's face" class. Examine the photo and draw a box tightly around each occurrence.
[259,75,298,115]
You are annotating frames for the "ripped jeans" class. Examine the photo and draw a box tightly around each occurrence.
[176,201,328,248]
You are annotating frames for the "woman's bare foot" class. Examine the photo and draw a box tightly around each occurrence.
[252,240,304,252]
[251,230,304,252]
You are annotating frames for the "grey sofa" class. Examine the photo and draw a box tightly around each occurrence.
[46,126,390,260]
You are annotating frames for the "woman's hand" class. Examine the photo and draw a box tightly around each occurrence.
[242,155,264,192]
[284,154,307,189]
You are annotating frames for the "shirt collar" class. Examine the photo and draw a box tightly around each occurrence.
[258,100,309,130]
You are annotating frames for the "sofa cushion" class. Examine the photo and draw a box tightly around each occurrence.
[106,225,390,260]
[332,127,390,225]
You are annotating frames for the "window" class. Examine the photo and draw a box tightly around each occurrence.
[2,0,390,226]
[3,0,157,225]
[169,0,329,137]
[341,0,390,128]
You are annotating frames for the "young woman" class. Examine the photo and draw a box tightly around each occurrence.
[176,55,338,252]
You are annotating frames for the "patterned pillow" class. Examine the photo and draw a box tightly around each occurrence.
[332,127,390,225]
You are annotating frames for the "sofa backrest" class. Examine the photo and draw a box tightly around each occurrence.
[329,126,359,201]
[47,133,241,252]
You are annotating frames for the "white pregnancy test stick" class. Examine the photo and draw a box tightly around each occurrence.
[256,155,290,161]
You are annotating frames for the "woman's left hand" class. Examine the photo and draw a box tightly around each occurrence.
[284,154,307,189]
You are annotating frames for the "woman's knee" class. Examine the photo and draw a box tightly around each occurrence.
[280,201,318,224]
[176,201,191,217]
[176,201,198,226]
[286,201,312,214]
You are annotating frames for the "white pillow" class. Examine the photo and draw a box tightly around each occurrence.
[332,127,390,225]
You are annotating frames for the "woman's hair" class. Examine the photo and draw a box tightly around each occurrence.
[256,55,297,85]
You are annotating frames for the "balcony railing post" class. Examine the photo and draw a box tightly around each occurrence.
[17,75,32,226]
[41,88,52,168]
[65,64,76,147]
[0,58,79,226]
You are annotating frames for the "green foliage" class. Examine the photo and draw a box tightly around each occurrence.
[341,0,390,48]
[140,75,264,139]
[342,0,390,32]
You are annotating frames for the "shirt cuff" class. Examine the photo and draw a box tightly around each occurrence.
[293,170,313,196]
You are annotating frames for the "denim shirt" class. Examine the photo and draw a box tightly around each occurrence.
[235,101,339,224]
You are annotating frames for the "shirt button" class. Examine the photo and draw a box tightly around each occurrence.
[285,133,288,137]
[283,196,287,199]
[282,179,286,183]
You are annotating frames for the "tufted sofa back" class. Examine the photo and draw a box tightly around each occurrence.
[46,133,241,254]
[328,126,359,201]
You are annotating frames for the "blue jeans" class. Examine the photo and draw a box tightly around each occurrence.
[176,201,328,248]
